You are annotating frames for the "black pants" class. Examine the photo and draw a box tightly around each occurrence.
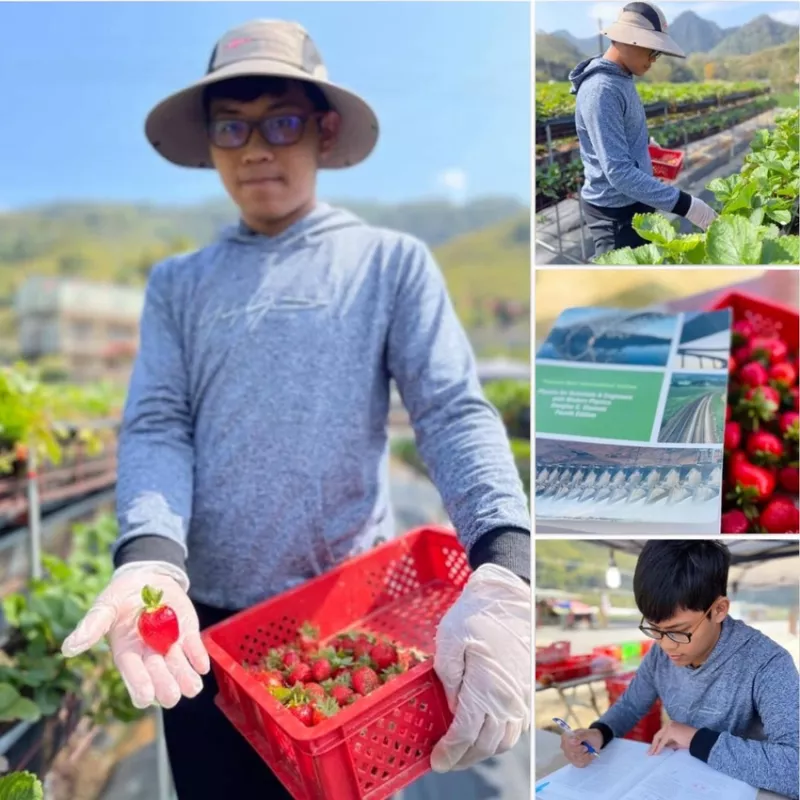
[163,600,292,799]
[582,199,655,257]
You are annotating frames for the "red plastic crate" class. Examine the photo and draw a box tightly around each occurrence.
[605,672,663,743]
[202,527,469,800]
[706,289,799,352]
[649,144,685,180]
[536,654,594,684]
[536,640,571,665]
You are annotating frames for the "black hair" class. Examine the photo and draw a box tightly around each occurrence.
[633,541,730,624]
[202,76,332,120]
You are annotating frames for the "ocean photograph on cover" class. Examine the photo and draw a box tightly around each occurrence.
[535,308,678,367]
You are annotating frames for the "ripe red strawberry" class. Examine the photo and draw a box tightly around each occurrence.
[721,509,750,534]
[329,683,355,707]
[745,431,784,465]
[282,650,302,669]
[750,337,789,366]
[732,320,755,347]
[352,666,380,696]
[252,668,285,689]
[296,622,320,655]
[790,387,799,412]
[304,683,326,703]
[137,585,179,655]
[759,498,800,534]
[352,638,373,659]
[778,466,799,495]
[780,412,799,442]
[289,704,314,727]
[770,362,797,390]
[729,460,776,506]
[744,385,782,406]
[311,657,333,683]
[733,345,752,365]
[370,643,399,671]
[287,663,313,685]
[728,355,737,376]
[725,404,732,422]
[740,386,781,429]
[311,696,340,726]
[738,361,769,389]
[724,421,742,451]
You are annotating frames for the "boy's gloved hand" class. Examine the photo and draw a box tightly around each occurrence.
[62,561,209,709]
[685,196,718,231]
[649,136,662,148]
[430,564,531,772]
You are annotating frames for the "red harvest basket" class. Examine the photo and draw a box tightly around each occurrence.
[536,640,571,665]
[649,144,684,180]
[706,290,799,352]
[605,672,663,744]
[202,527,468,800]
[536,654,594,684]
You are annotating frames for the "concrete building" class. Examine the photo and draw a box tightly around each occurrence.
[15,277,144,383]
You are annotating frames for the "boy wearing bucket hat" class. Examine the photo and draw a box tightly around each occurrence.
[568,2,719,257]
[61,19,531,799]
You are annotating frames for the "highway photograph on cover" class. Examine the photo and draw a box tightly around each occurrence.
[671,309,732,370]
[657,373,727,445]
[535,308,677,366]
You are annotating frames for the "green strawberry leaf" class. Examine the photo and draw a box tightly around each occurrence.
[0,684,42,722]
[761,235,800,265]
[750,130,770,152]
[0,771,44,800]
[594,247,639,265]
[632,213,675,245]
[749,207,765,227]
[766,208,792,226]
[705,216,762,265]
[633,244,664,264]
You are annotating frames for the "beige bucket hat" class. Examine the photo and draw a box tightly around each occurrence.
[144,20,379,169]
[602,2,686,59]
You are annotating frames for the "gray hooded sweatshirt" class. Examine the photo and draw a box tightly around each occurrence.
[111,203,530,609]
[569,57,691,215]
[590,617,799,799]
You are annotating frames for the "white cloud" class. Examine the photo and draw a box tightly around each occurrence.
[436,169,468,203]
[770,9,800,25]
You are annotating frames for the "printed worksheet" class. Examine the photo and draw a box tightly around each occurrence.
[540,739,758,800]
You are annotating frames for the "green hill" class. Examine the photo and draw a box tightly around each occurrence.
[0,198,530,348]
[536,32,585,82]
[710,14,798,57]
[434,213,529,315]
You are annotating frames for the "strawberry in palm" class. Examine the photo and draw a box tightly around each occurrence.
[137,585,179,655]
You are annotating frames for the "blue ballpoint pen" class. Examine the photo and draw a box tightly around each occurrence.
[552,717,601,757]
[535,780,551,793]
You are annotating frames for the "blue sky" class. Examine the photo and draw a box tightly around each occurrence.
[536,1,800,39]
[0,1,529,209]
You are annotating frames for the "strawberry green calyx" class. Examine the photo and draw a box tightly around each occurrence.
[315,696,340,718]
[141,585,165,611]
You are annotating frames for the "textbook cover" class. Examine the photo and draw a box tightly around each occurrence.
[535,306,732,534]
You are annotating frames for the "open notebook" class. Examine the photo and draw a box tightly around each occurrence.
[538,737,758,800]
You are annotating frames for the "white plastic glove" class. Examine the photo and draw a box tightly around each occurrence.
[430,563,531,772]
[61,561,209,709]
[685,196,718,231]
[649,136,661,148]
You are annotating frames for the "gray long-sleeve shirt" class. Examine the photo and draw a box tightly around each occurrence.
[591,617,799,799]
[570,57,689,215]
[111,203,530,609]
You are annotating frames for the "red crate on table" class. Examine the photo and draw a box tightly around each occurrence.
[649,144,684,180]
[605,672,663,744]
[536,640,571,665]
[537,654,594,684]
[706,290,799,352]
[202,527,468,800]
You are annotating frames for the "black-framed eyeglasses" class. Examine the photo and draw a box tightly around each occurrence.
[207,113,323,150]
[639,602,715,644]
[649,50,662,61]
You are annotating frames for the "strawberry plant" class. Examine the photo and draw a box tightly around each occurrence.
[0,771,44,799]
[0,515,142,730]
[595,109,800,265]
[0,363,120,475]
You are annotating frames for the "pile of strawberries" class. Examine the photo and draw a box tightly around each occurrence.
[722,321,799,534]
[243,622,427,728]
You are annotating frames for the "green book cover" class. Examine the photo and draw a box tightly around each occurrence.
[535,306,732,533]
